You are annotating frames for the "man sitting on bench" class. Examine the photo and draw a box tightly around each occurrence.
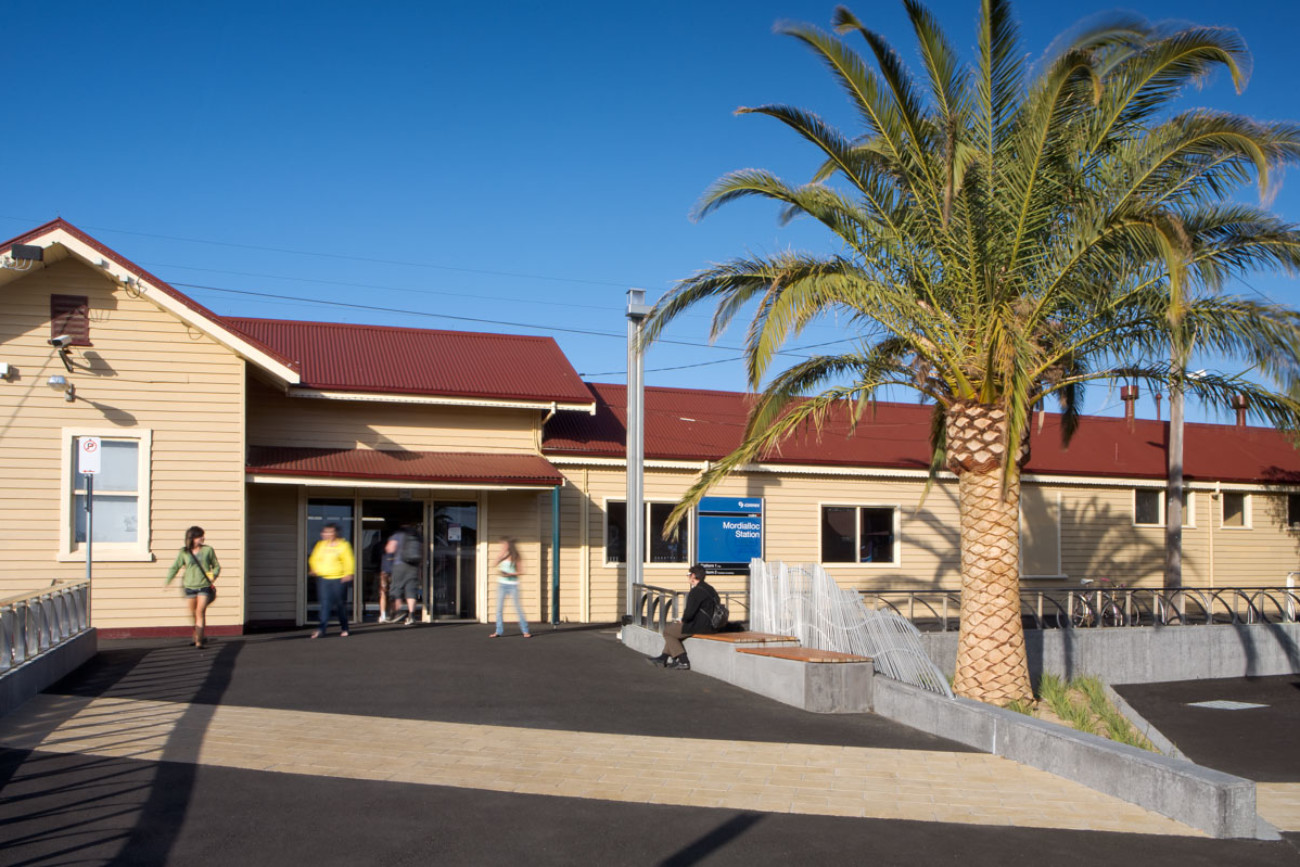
[647,564,719,670]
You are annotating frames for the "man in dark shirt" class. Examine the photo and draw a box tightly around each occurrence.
[647,564,719,671]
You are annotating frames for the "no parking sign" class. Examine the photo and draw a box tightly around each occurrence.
[79,437,102,475]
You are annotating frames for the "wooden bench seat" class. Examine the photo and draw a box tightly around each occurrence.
[690,631,799,645]
[737,646,872,664]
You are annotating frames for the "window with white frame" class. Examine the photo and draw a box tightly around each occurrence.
[820,505,898,565]
[1288,493,1300,529]
[62,430,152,559]
[604,500,690,564]
[1133,489,1195,527]
[1221,491,1250,528]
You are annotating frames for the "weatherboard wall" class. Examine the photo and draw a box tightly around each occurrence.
[245,377,540,454]
[0,257,246,632]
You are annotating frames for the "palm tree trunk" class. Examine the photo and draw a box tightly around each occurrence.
[946,402,1033,705]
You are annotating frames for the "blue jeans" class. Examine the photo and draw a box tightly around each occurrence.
[317,577,349,635]
[495,581,529,635]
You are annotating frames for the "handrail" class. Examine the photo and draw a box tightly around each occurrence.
[0,579,88,608]
[857,586,1300,632]
[1,579,91,674]
[632,583,748,633]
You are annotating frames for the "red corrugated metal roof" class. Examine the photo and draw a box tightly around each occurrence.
[544,383,1300,484]
[224,317,593,405]
[247,446,562,487]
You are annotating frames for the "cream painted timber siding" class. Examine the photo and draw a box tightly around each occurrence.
[246,485,299,623]
[247,378,539,453]
[553,464,967,623]
[1206,490,1300,587]
[1046,482,1300,588]
[483,490,545,624]
[0,259,245,630]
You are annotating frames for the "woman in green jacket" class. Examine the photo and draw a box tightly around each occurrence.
[165,525,220,648]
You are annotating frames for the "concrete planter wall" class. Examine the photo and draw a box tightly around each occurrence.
[920,622,1300,684]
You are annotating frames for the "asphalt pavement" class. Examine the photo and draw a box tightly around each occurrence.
[2,624,1299,865]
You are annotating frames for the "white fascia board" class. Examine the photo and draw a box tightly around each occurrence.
[247,474,556,491]
[39,229,301,386]
[546,456,711,471]
[546,455,1294,491]
[289,388,596,414]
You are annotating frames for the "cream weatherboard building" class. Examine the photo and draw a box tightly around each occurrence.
[2,220,1298,636]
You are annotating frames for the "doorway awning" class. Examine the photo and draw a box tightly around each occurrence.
[246,446,563,490]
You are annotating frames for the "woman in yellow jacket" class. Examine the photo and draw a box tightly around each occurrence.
[308,522,355,639]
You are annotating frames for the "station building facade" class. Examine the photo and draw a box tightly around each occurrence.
[2,220,1298,636]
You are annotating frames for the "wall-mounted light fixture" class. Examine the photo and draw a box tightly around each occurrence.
[47,374,76,402]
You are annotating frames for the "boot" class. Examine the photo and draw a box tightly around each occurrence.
[646,653,670,667]
[667,654,691,671]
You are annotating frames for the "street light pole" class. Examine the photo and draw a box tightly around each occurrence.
[625,289,651,619]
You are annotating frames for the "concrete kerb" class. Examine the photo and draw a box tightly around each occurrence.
[871,677,1259,839]
[622,623,1260,839]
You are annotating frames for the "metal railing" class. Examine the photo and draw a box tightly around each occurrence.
[0,580,91,674]
[860,586,1300,633]
[633,583,748,633]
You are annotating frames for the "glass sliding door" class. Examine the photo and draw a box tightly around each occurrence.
[359,499,425,622]
[305,498,355,620]
[431,502,477,619]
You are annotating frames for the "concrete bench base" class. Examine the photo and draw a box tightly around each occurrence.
[622,624,872,713]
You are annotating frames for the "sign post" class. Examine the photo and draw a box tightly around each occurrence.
[78,437,101,620]
[696,497,764,575]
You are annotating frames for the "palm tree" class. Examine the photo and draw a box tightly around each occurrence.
[642,0,1300,705]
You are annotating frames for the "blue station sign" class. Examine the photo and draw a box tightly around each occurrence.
[696,496,763,575]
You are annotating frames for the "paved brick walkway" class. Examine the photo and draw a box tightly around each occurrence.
[0,691,1202,836]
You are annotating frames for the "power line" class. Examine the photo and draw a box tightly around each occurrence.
[179,281,862,358]
[0,215,637,288]
[148,261,628,313]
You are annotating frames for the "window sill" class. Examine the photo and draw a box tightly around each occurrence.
[57,550,156,563]
[821,562,901,569]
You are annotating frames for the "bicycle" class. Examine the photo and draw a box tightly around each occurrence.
[1069,579,1127,628]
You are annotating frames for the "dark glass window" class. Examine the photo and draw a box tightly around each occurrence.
[1134,490,1161,525]
[1289,494,1300,529]
[822,506,895,564]
[605,501,689,564]
[821,507,857,562]
[648,502,688,563]
[605,501,627,563]
[1222,492,1247,528]
[860,508,895,563]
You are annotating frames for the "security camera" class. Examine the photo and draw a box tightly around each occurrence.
[49,335,73,348]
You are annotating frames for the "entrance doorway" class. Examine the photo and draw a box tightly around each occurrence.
[432,502,477,619]
[360,499,425,622]
[305,498,355,622]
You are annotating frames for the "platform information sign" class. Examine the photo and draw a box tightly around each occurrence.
[696,496,763,575]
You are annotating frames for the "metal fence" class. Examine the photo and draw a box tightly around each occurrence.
[0,580,91,674]
[635,581,1300,635]
[861,585,1300,633]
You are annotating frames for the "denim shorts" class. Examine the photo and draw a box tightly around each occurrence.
[183,586,215,600]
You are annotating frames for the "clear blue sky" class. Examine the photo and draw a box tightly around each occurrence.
[7,0,1300,423]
